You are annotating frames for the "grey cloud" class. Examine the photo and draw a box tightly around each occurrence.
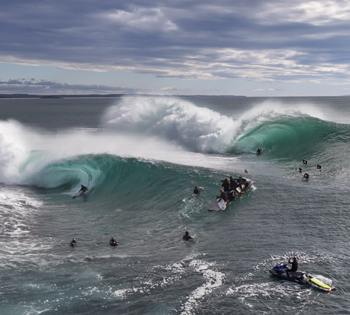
[1,0,350,82]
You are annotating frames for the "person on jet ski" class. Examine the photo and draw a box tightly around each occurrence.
[229,176,241,193]
[222,178,231,192]
[287,257,298,273]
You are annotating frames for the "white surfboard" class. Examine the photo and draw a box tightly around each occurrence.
[208,198,226,211]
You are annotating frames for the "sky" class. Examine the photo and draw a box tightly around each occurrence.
[1,0,350,96]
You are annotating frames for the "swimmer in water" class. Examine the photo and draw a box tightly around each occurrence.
[110,237,118,246]
[183,231,193,241]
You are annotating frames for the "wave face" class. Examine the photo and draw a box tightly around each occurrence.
[235,114,350,160]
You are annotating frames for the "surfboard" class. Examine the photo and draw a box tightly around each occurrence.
[72,190,89,199]
[208,198,226,211]
[306,274,335,292]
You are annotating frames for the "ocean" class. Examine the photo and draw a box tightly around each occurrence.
[0,96,349,314]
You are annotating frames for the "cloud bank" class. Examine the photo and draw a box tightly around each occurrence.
[1,0,350,94]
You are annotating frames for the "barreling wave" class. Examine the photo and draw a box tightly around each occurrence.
[102,96,350,162]
[234,114,350,161]
[31,154,216,208]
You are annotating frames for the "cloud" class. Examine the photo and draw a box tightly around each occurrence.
[1,0,350,84]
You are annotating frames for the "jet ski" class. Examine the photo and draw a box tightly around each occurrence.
[208,177,253,211]
[269,264,309,285]
[226,178,253,203]
[270,264,336,292]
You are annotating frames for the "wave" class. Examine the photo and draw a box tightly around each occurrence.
[102,97,350,161]
[234,114,350,160]
[1,96,350,187]
[101,97,240,153]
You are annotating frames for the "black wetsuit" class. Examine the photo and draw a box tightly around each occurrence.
[80,185,88,193]
[222,179,230,192]
[287,259,298,272]
[220,192,227,202]
[193,187,200,195]
[229,177,237,190]
[110,238,118,246]
[183,234,193,241]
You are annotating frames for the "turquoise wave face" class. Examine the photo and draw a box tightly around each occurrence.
[233,115,350,161]
[34,154,217,203]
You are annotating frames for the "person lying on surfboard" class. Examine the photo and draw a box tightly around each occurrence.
[219,189,227,204]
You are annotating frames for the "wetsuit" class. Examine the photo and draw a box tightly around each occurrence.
[193,187,200,195]
[110,238,118,246]
[287,259,298,272]
[222,179,230,192]
[80,185,88,193]
[183,233,193,241]
[220,192,227,202]
[229,177,237,190]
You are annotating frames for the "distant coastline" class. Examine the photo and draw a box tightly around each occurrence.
[0,94,246,99]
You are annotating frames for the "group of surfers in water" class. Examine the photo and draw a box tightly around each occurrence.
[300,159,322,181]
[70,237,118,247]
[257,149,322,181]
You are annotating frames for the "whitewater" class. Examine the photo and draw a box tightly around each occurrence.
[0,96,349,314]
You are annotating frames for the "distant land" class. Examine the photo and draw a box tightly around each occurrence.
[0,94,246,99]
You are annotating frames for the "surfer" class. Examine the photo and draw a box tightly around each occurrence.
[244,169,248,173]
[317,164,321,171]
[193,187,200,195]
[70,239,76,247]
[219,189,227,204]
[183,231,193,241]
[303,173,309,181]
[302,159,308,165]
[299,168,302,173]
[256,148,261,155]
[110,237,118,246]
[79,185,88,193]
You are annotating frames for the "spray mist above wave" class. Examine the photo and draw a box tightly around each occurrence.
[101,96,340,155]
[101,97,240,153]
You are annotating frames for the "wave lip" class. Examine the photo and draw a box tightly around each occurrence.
[102,97,240,153]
